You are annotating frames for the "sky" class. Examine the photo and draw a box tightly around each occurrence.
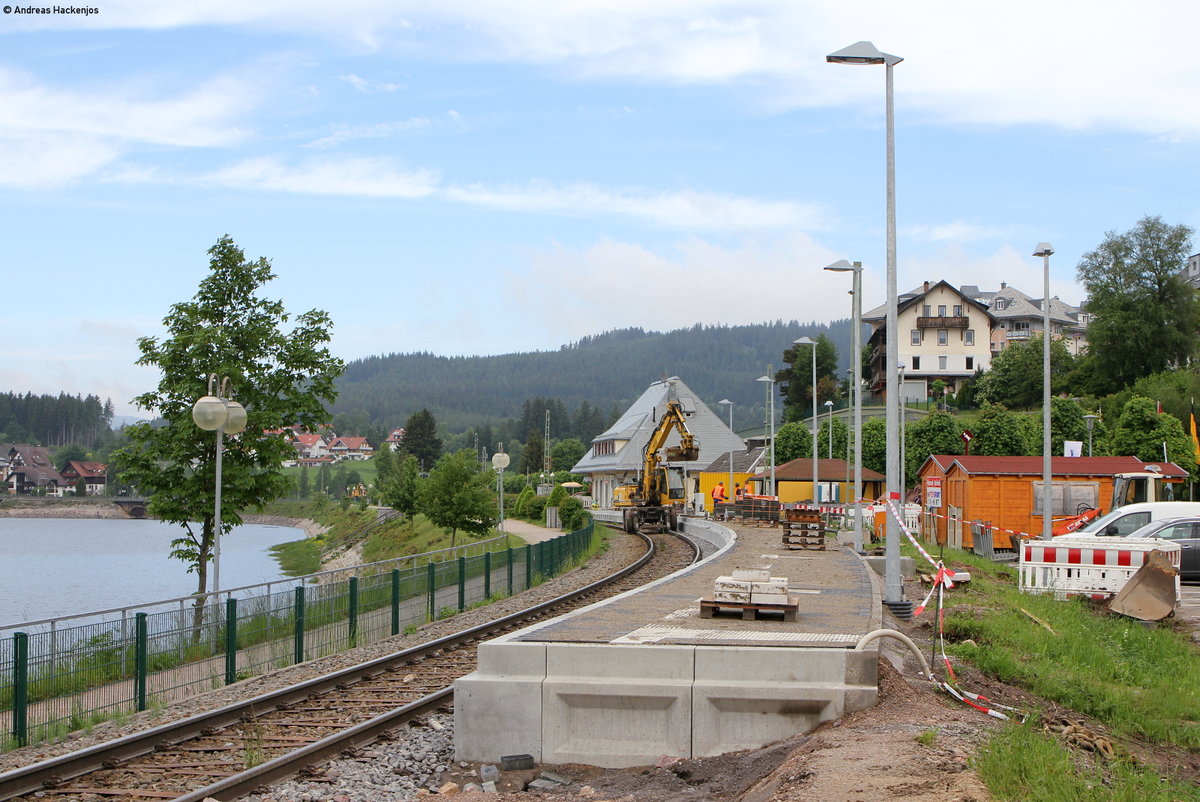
[5,1,1200,417]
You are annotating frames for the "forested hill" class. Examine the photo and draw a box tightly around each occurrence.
[332,320,854,432]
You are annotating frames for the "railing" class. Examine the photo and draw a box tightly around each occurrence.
[0,520,598,749]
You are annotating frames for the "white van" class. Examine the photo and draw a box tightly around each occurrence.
[1071,501,1200,538]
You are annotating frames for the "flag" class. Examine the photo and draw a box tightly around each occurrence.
[1191,399,1200,463]
[1157,399,1163,414]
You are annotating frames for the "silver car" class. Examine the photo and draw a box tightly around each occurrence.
[1119,516,1200,580]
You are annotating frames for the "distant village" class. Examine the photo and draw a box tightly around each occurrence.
[1,426,400,497]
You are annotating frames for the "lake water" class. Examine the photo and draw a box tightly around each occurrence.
[0,518,302,626]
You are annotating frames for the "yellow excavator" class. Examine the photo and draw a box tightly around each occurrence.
[612,395,699,533]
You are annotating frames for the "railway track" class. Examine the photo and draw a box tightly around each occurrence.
[0,528,699,801]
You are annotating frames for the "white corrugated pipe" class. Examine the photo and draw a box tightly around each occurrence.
[854,628,935,681]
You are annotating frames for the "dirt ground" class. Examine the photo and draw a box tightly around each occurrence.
[443,571,1200,802]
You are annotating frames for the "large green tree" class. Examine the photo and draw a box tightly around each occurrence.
[774,421,814,464]
[1076,216,1200,393]
[419,448,498,544]
[116,236,343,598]
[904,411,963,484]
[976,335,1074,409]
[550,437,586,472]
[403,409,443,472]
[777,334,839,423]
[1109,396,1198,476]
[970,403,1028,456]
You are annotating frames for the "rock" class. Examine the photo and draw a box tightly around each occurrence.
[579,786,596,796]
[479,764,500,782]
[463,783,483,792]
[528,779,560,791]
[540,770,572,785]
[429,719,445,731]
[482,781,497,793]
[439,781,461,795]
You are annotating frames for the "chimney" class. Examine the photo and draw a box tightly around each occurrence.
[923,280,929,293]
[1000,282,1006,289]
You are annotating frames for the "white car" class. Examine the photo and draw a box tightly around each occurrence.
[1072,501,1200,538]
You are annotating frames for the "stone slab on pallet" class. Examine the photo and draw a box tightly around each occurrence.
[699,597,799,622]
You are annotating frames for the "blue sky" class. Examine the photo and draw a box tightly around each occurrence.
[5,1,1200,417]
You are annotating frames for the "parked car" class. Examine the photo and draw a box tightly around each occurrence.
[1115,516,1200,580]
[1072,501,1200,539]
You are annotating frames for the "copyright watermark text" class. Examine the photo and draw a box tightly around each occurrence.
[3,5,100,15]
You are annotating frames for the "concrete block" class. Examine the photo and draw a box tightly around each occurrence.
[543,644,694,767]
[864,555,916,579]
[731,568,769,581]
[750,592,790,605]
[454,641,547,763]
[714,590,751,603]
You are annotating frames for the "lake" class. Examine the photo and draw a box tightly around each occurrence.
[0,518,302,626]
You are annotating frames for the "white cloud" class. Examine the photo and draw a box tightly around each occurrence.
[341,73,406,93]
[202,156,440,197]
[304,117,433,148]
[445,181,823,232]
[0,132,121,189]
[502,234,848,344]
[905,221,1012,244]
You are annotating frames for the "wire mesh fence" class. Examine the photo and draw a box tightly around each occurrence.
[1,520,597,749]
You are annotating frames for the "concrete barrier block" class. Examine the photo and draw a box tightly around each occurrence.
[454,642,547,763]
[543,644,694,767]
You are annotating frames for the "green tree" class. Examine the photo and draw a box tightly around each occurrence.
[419,449,498,544]
[817,416,850,461]
[1109,396,1198,476]
[1076,216,1200,393]
[373,443,395,487]
[381,454,422,522]
[403,409,442,472]
[861,417,887,477]
[298,466,311,499]
[55,443,87,473]
[774,421,813,464]
[550,437,586,472]
[558,496,588,531]
[1050,396,1087,457]
[778,335,839,423]
[522,430,546,475]
[976,335,1074,409]
[904,411,963,484]
[115,236,343,599]
[970,403,1028,456]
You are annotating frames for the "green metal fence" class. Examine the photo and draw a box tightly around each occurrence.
[0,520,598,749]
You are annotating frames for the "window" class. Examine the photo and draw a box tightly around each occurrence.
[953,304,962,316]
[938,356,947,370]
[937,329,948,346]
[938,305,947,317]
[912,356,920,370]
[966,356,974,370]
[965,329,975,346]
[994,298,1007,310]
[910,329,920,345]
[923,304,931,317]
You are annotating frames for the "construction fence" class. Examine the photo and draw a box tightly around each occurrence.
[0,520,598,749]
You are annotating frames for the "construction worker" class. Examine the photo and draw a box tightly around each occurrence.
[735,483,745,500]
[711,481,727,507]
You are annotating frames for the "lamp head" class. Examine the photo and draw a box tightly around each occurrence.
[823,259,857,272]
[827,41,902,66]
[794,336,816,346]
[1033,242,1055,257]
[756,375,773,384]
[718,398,733,406]
[222,400,248,435]
[192,395,228,431]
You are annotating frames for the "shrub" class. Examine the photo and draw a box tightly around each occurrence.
[558,496,589,531]
[525,496,548,521]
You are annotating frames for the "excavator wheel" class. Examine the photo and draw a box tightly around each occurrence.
[623,510,638,534]
[668,511,679,531]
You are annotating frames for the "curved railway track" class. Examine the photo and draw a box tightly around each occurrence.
[0,528,699,802]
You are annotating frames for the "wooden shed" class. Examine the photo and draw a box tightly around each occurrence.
[917,455,1189,549]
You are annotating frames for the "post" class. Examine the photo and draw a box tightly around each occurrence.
[13,632,28,746]
[507,546,514,596]
[1036,243,1055,540]
[135,612,148,711]
[484,551,492,600]
[457,556,466,611]
[427,561,436,621]
[852,264,864,552]
[390,569,401,636]
[213,425,224,595]
[224,597,237,686]
[294,586,306,665]
[525,543,533,588]
[348,576,359,645]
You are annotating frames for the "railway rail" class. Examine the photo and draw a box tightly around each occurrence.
[0,527,699,801]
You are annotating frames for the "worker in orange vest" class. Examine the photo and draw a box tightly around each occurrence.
[711,482,727,506]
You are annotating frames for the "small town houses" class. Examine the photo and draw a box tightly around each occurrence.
[268,426,380,468]
[1,444,109,496]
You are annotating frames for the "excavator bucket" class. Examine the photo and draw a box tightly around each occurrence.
[1107,549,1179,622]
[666,445,700,461]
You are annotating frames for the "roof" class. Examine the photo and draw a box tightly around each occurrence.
[863,279,993,322]
[330,436,373,449]
[704,446,768,474]
[921,455,1188,478]
[571,377,745,474]
[64,461,107,478]
[750,457,885,483]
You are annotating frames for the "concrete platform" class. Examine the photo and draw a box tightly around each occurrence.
[455,515,883,768]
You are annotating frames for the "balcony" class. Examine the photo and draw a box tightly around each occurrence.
[916,316,968,329]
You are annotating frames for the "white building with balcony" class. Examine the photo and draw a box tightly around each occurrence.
[961,283,1089,356]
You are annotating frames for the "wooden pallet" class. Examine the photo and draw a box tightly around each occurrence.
[699,597,799,622]
[782,537,826,551]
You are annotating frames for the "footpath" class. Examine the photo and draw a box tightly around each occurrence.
[498,518,562,544]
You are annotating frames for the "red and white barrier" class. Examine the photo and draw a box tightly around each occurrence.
[1018,537,1181,600]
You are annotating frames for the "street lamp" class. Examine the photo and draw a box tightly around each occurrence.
[756,372,777,498]
[1035,242,1055,540]
[719,399,734,507]
[794,337,819,506]
[825,259,865,551]
[192,374,248,595]
[828,40,905,610]
[492,448,510,531]
[824,400,835,458]
[1084,414,1100,457]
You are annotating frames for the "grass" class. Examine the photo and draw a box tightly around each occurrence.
[901,538,1200,792]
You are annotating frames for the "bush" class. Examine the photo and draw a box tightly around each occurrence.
[545,484,569,508]
[512,485,535,517]
[559,496,589,531]
[525,495,548,521]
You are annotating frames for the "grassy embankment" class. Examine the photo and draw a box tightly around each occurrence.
[910,542,1200,799]
[262,500,524,577]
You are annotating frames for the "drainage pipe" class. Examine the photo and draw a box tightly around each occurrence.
[853,628,935,682]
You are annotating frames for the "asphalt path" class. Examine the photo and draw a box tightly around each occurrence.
[497,517,563,544]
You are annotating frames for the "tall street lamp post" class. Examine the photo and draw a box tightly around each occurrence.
[1084,414,1100,457]
[492,448,510,532]
[824,400,835,458]
[828,40,905,611]
[825,260,864,551]
[1035,242,1055,540]
[192,374,248,596]
[794,337,818,506]
[756,372,777,498]
[719,399,734,504]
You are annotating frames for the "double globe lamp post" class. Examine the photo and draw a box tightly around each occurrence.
[192,375,248,596]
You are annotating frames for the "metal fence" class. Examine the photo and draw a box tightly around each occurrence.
[0,520,598,749]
